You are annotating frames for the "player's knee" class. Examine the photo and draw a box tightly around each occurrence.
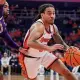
[27,75,37,80]
[22,74,36,80]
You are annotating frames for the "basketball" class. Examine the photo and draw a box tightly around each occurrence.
[64,46,80,67]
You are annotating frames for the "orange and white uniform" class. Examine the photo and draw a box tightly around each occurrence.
[19,19,58,79]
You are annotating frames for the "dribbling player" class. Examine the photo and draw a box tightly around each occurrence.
[19,3,77,80]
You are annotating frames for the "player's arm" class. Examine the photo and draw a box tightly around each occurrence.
[53,24,69,50]
[3,31,20,50]
[27,23,64,52]
[3,31,27,54]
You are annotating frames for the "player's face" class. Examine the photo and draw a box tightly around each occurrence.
[42,7,55,25]
[3,2,9,16]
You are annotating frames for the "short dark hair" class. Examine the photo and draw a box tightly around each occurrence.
[34,3,54,21]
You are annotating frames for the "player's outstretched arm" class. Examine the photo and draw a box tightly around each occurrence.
[3,31,28,54]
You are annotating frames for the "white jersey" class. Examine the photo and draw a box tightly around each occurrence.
[23,19,55,57]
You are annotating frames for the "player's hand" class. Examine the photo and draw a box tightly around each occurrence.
[19,47,28,55]
[50,44,64,52]
[70,46,79,50]
[65,46,79,53]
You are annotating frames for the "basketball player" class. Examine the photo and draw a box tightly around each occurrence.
[19,4,77,80]
[0,0,27,79]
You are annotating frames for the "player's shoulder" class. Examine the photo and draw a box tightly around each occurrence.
[53,24,58,29]
[52,24,59,34]
[53,24,58,31]
[31,20,44,31]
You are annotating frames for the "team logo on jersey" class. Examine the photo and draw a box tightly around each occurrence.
[40,37,50,43]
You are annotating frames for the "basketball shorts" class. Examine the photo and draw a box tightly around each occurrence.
[24,52,58,79]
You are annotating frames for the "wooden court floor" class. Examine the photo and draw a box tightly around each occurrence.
[3,74,80,80]
[3,75,64,80]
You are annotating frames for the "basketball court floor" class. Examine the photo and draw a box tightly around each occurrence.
[3,73,80,80]
[4,75,64,80]
[3,67,80,80]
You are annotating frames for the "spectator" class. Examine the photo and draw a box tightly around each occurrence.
[1,52,10,75]
[9,53,21,74]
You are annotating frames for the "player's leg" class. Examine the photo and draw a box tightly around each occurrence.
[49,58,77,80]
[24,57,42,80]
[41,52,77,80]
[28,77,37,80]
